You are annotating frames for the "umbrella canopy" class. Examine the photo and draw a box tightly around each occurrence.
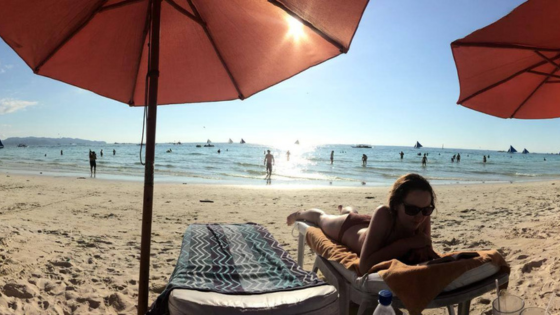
[0,0,369,313]
[0,0,368,105]
[452,0,560,119]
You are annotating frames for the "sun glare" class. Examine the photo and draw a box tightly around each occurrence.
[286,16,306,41]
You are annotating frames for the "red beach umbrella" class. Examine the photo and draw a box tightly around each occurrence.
[0,0,369,313]
[452,0,560,119]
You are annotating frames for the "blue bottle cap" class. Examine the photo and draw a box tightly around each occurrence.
[378,290,393,306]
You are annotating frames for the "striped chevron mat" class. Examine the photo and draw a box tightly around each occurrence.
[148,223,326,314]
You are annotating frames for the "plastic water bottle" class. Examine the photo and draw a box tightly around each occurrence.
[372,290,396,315]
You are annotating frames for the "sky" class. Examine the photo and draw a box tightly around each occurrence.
[1,0,559,153]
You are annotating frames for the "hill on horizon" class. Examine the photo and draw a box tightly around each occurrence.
[3,137,106,146]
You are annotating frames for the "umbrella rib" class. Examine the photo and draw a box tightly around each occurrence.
[458,53,560,104]
[128,0,153,106]
[451,42,560,53]
[165,0,204,26]
[527,70,560,80]
[510,66,559,118]
[534,51,560,70]
[34,0,109,73]
[185,0,245,99]
[99,0,145,12]
[268,0,347,53]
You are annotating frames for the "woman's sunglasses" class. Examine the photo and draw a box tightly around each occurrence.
[403,203,434,216]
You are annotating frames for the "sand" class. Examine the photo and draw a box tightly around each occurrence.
[0,173,559,314]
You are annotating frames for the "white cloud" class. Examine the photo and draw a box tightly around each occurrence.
[0,98,38,115]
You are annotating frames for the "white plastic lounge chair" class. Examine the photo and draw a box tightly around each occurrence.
[148,223,339,315]
[294,221,509,315]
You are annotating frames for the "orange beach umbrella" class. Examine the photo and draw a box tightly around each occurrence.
[0,0,369,313]
[452,0,560,119]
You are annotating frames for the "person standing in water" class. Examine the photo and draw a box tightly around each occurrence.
[400,151,404,159]
[483,155,487,163]
[422,155,427,166]
[113,149,116,155]
[286,150,291,161]
[264,150,275,178]
[457,153,461,162]
[362,154,368,167]
[100,149,103,157]
[330,151,334,165]
[61,150,63,156]
[89,150,97,177]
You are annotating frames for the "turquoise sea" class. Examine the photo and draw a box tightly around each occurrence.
[1,143,559,186]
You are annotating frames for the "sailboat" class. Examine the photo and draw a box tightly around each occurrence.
[0,138,4,149]
[522,148,529,154]
[228,138,233,144]
[507,145,517,153]
[295,140,300,145]
[414,141,423,149]
[240,139,246,144]
[204,139,214,147]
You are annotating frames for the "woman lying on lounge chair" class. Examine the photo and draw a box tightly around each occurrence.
[287,173,440,274]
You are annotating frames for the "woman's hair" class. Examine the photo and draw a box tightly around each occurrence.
[387,173,436,216]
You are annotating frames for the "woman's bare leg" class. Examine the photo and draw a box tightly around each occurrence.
[287,208,348,241]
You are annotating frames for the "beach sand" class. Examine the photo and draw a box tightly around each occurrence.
[0,173,559,314]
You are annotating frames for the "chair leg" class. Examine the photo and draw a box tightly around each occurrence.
[457,300,471,315]
[298,232,305,267]
[447,305,456,315]
[356,295,376,315]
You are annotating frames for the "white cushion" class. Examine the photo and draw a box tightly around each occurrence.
[169,285,338,315]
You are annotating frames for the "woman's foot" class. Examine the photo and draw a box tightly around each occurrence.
[338,206,358,215]
[286,210,302,226]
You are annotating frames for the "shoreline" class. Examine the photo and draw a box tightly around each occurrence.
[1,168,557,188]
[1,173,559,314]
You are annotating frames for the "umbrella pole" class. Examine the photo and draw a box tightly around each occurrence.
[138,0,161,314]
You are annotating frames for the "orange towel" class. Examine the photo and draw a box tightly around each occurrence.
[305,226,510,315]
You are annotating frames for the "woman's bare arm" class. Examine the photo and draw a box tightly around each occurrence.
[358,206,431,274]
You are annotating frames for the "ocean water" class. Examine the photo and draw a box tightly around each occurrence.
[1,143,559,186]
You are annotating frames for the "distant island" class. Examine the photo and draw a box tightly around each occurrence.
[3,137,106,146]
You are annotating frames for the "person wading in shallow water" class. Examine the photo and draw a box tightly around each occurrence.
[89,150,97,177]
[264,150,275,178]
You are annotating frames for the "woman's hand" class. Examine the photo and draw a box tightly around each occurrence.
[405,245,440,264]
[408,233,432,250]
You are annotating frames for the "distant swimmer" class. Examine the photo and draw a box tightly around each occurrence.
[89,151,97,176]
[217,149,221,154]
[264,150,275,177]
[544,158,547,161]
[362,154,368,167]
[113,149,116,155]
[483,155,487,163]
[457,153,461,162]
[61,150,63,156]
[422,155,427,166]
[286,150,291,161]
[100,149,103,157]
[166,149,172,153]
[417,152,421,156]
[45,153,47,157]
[330,151,334,165]
[399,151,404,159]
